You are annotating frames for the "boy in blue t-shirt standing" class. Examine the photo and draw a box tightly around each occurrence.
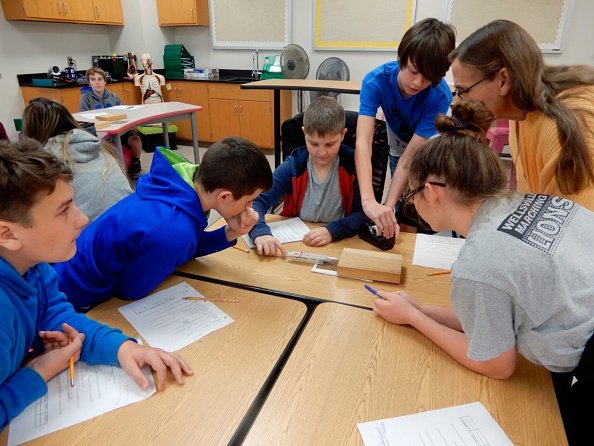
[355,18,455,238]
[0,139,192,428]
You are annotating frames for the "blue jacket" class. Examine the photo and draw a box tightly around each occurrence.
[249,145,368,241]
[0,257,130,428]
[54,148,233,311]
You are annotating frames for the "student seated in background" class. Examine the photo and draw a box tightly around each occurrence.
[54,137,272,312]
[450,19,594,212]
[80,67,144,179]
[372,101,594,446]
[0,140,192,428]
[23,97,131,223]
[249,97,368,256]
[355,18,455,239]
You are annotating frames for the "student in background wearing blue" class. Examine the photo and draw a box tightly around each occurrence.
[373,102,594,446]
[249,97,367,256]
[80,67,144,179]
[355,18,455,239]
[54,137,272,312]
[0,140,192,428]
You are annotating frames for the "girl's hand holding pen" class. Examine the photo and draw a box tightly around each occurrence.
[372,290,422,326]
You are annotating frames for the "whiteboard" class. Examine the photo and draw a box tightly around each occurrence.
[209,0,291,49]
[446,0,573,53]
[314,0,417,51]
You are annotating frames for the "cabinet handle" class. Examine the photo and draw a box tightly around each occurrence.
[234,105,238,112]
[239,105,243,112]
[95,5,100,17]
[190,7,195,22]
[63,1,67,14]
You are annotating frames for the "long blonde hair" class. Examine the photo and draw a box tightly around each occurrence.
[450,20,594,195]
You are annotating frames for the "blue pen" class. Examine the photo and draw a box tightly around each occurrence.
[364,285,381,297]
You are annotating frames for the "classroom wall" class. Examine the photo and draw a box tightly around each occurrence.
[1,0,593,137]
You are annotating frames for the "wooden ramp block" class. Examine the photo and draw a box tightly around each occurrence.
[337,248,402,283]
[96,113,128,121]
[94,120,112,130]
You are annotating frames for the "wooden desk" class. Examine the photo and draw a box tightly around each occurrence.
[176,216,452,309]
[73,101,203,163]
[241,79,362,167]
[2,276,306,446]
[243,303,568,446]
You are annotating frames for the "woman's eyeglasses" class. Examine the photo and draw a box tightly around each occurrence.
[401,182,446,230]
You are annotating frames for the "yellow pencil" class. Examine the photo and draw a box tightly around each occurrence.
[427,270,451,276]
[232,245,250,254]
[184,297,240,303]
[68,339,75,387]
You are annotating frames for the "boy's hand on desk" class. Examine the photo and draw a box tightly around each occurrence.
[303,228,332,247]
[39,322,79,352]
[225,208,259,240]
[254,235,285,256]
[29,328,85,382]
[117,341,193,392]
[372,290,420,325]
[362,199,398,239]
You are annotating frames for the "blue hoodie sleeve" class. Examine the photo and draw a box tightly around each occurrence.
[324,175,368,241]
[249,157,294,240]
[0,353,46,429]
[38,264,132,364]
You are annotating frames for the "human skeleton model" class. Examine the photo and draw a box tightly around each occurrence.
[134,53,165,104]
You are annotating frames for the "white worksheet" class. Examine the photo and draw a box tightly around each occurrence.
[243,217,310,248]
[8,362,154,446]
[412,233,466,270]
[118,282,234,352]
[80,111,107,119]
[358,402,513,446]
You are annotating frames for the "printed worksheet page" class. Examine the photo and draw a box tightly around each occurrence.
[358,402,513,446]
[412,233,466,270]
[243,217,310,248]
[118,281,234,352]
[8,362,155,446]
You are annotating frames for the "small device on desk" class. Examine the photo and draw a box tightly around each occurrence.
[358,221,396,251]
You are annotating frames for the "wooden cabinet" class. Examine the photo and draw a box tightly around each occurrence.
[92,0,123,24]
[208,83,289,149]
[20,82,140,115]
[1,0,123,24]
[156,0,208,26]
[21,86,82,114]
[164,81,211,141]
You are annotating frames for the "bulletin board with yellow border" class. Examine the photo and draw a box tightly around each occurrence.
[314,0,417,51]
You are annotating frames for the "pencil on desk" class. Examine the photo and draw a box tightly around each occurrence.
[427,270,451,276]
[68,339,75,387]
[184,297,240,303]
[232,245,250,254]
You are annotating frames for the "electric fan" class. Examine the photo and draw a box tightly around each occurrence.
[280,44,310,79]
[311,57,350,102]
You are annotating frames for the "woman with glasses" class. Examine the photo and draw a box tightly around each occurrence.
[374,101,594,446]
[450,20,594,211]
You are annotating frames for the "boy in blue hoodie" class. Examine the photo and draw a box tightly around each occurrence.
[0,139,192,429]
[54,137,273,312]
[249,97,367,256]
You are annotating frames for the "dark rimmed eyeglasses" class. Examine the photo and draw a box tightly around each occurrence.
[401,182,447,230]
[453,75,491,99]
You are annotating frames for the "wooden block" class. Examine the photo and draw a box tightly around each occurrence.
[94,120,112,130]
[337,248,402,283]
[96,113,128,121]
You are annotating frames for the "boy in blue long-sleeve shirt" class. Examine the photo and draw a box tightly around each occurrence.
[0,139,192,429]
[249,97,368,256]
[54,137,273,312]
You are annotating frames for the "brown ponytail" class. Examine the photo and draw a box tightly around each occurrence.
[409,101,507,204]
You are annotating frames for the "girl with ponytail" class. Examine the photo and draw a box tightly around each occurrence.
[449,20,594,211]
[374,101,594,446]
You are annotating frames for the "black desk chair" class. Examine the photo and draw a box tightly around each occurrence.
[281,111,389,203]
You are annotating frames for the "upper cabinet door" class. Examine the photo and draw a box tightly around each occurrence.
[60,0,95,22]
[156,0,209,26]
[19,0,62,20]
[92,0,123,24]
